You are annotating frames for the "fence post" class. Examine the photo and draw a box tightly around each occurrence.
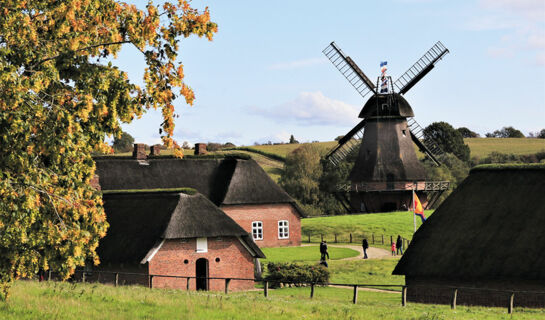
[381,234,384,244]
[334,234,338,243]
[451,289,457,310]
[372,234,374,244]
[48,270,51,281]
[508,293,515,314]
[308,234,311,243]
[115,273,119,287]
[264,281,269,297]
[401,286,407,307]
[82,272,86,283]
[225,278,231,294]
[186,277,190,291]
[310,283,315,299]
[352,285,358,304]
[349,233,352,243]
[403,238,406,250]
[148,275,153,289]
[390,235,393,246]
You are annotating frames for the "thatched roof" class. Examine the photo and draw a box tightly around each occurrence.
[94,158,302,215]
[97,191,265,264]
[393,164,545,281]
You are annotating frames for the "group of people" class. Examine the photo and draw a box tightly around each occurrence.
[391,235,404,256]
[319,234,404,263]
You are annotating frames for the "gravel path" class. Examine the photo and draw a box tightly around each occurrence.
[301,244,394,260]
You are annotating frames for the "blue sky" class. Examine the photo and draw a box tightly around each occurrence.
[115,0,545,146]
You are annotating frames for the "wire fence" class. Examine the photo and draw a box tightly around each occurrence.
[39,270,545,313]
[303,232,410,250]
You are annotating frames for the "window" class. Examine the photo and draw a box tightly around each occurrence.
[278,220,289,239]
[196,237,208,253]
[252,221,263,240]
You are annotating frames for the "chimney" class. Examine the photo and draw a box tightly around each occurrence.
[149,144,161,156]
[132,143,147,160]
[194,143,207,155]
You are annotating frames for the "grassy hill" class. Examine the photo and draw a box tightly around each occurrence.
[242,138,545,159]
[3,280,542,319]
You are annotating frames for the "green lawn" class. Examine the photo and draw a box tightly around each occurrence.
[260,245,359,264]
[1,280,543,319]
[302,210,432,244]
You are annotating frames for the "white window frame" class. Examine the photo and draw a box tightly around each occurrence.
[196,237,208,253]
[278,220,289,239]
[252,221,263,241]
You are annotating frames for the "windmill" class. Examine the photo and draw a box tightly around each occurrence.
[322,41,451,213]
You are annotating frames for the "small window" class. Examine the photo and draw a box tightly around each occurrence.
[196,237,208,253]
[252,221,263,241]
[278,220,289,239]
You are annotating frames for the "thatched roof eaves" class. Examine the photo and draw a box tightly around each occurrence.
[393,167,545,281]
[102,187,197,195]
[97,192,265,264]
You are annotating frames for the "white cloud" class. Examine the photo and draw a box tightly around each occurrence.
[254,131,292,144]
[246,91,360,127]
[174,128,243,145]
[471,0,545,64]
[267,58,327,70]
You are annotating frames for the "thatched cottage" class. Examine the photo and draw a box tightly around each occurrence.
[393,164,545,308]
[94,145,305,248]
[97,190,265,291]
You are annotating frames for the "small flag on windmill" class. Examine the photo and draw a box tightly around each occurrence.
[380,61,388,93]
[413,190,426,223]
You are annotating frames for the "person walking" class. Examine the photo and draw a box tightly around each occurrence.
[396,235,403,255]
[362,238,369,259]
[320,240,330,260]
[391,241,396,256]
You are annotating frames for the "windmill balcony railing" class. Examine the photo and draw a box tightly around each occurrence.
[336,181,450,192]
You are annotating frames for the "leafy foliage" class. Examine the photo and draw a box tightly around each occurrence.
[264,262,329,288]
[0,0,216,300]
[456,127,479,138]
[486,126,525,138]
[279,145,323,208]
[289,135,299,144]
[112,131,135,153]
[424,122,471,162]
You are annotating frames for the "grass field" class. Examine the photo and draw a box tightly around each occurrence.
[2,280,543,319]
[302,210,432,243]
[239,138,545,160]
[260,246,359,264]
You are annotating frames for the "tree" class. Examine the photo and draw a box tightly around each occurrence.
[424,122,471,162]
[112,131,135,153]
[0,1,217,299]
[456,127,480,138]
[538,129,545,139]
[279,145,322,208]
[486,126,525,138]
[289,135,299,144]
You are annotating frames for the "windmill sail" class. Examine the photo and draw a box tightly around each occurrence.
[325,120,366,166]
[407,117,444,166]
[323,42,377,99]
[394,41,449,95]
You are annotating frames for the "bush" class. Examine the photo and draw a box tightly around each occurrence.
[264,262,329,288]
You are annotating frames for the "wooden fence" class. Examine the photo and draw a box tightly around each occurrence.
[303,232,410,250]
[41,270,544,313]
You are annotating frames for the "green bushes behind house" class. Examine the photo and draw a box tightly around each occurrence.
[265,262,329,288]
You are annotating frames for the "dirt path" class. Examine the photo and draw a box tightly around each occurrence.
[301,244,393,260]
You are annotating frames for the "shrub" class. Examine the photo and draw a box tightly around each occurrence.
[264,262,329,288]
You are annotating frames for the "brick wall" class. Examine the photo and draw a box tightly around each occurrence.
[148,237,255,291]
[221,203,302,248]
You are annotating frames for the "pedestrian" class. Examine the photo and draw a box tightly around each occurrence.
[319,240,326,260]
[396,235,403,255]
[362,238,369,259]
[319,258,328,268]
[323,241,329,259]
[391,241,396,256]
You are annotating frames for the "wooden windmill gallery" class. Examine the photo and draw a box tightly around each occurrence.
[323,41,451,213]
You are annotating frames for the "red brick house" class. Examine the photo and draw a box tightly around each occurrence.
[94,148,305,248]
[97,190,265,291]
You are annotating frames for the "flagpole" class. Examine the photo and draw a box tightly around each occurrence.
[412,188,416,233]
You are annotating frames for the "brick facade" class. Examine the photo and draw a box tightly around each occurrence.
[148,237,255,291]
[221,203,302,248]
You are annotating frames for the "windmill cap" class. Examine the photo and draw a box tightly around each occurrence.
[359,93,414,119]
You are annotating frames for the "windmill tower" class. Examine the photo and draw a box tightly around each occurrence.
[323,41,450,213]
